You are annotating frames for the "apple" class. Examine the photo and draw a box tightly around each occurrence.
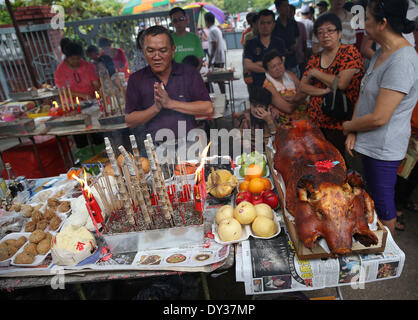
[251,216,277,238]
[215,205,235,224]
[218,218,242,242]
[234,201,257,225]
[251,194,264,205]
[254,203,274,220]
[236,191,252,205]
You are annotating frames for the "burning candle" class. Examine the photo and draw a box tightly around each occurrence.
[95,91,105,115]
[72,171,105,236]
[76,96,81,114]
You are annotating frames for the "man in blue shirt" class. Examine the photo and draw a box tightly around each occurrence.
[243,9,286,87]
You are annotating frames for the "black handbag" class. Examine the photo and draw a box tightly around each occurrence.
[321,76,354,121]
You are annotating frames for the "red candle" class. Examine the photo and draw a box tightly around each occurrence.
[95,91,106,115]
[76,96,81,114]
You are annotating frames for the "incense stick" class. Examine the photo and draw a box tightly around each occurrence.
[119,145,152,227]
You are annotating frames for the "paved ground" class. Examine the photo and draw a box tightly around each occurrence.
[1,50,417,300]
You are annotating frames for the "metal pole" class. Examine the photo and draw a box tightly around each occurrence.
[5,0,38,88]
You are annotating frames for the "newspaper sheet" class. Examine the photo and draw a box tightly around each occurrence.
[238,229,405,295]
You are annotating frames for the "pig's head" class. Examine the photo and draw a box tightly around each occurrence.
[297,178,358,255]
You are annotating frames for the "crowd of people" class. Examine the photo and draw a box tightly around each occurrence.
[53,0,418,236]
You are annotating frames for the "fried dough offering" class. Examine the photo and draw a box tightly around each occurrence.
[47,198,61,209]
[29,230,46,244]
[57,201,70,213]
[49,216,62,231]
[31,210,43,223]
[44,232,52,243]
[0,247,9,261]
[23,243,38,256]
[14,252,35,264]
[36,220,48,231]
[10,203,22,212]
[25,221,36,232]
[33,203,43,211]
[36,239,51,255]
[23,209,33,218]
[4,239,17,247]
[44,208,56,221]
[16,236,27,248]
[7,246,18,257]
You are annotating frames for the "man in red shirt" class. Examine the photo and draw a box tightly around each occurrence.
[54,42,99,100]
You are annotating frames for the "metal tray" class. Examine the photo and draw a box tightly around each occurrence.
[45,114,91,130]
[0,118,35,135]
[98,114,126,126]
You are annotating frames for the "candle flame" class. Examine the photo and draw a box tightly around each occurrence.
[95,91,100,99]
[53,101,59,109]
[195,142,212,183]
[76,96,80,104]
[71,168,92,199]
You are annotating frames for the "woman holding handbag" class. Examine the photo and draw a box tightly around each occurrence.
[300,12,364,156]
[343,0,418,235]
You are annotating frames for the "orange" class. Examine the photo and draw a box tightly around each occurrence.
[245,164,263,181]
[239,180,250,191]
[248,178,265,194]
[260,177,272,190]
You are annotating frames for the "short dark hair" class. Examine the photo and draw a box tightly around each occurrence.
[98,37,111,48]
[248,85,272,106]
[313,13,342,36]
[368,0,415,35]
[246,12,256,24]
[65,42,83,57]
[86,45,98,54]
[142,25,175,47]
[182,55,200,68]
[317,1,328,8]
[60,37,71,55]
[274,0,289,8]
[204,12,215,25]
[136,29,145,50]
[262,49,284,70]
[257,9,275,21]
[169,7,186,17]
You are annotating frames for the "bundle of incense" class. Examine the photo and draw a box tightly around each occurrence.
[115,73,126,108]
[129,135,155,216]
[144,139,171,222]
[57,88,66,113]
[61,87,71,113]
[67,87,75,111]
[105,71,122,115]
[146,134,174,216]
[119,146,152,227]
[104,139,136,227]
[103,174,119,212]
[99,75,110,115]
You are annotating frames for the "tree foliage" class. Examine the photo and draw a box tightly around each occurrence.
[0,0,124,25]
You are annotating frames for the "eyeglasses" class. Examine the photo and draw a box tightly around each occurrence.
[317,28,338,37]
[172,16,186,23]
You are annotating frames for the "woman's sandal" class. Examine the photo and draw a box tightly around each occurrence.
[395,213,405,231]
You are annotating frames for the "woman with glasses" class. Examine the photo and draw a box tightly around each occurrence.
[300,12,364,157]
[342,0,418,235]
[54,41,100,100]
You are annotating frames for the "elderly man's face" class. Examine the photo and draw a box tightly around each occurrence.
[143,33,175,74]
